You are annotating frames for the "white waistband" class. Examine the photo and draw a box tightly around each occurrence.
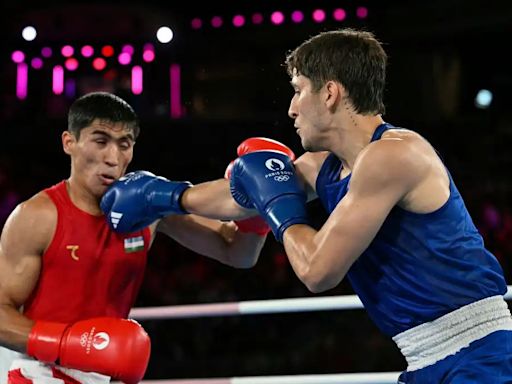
[392,295,512,371]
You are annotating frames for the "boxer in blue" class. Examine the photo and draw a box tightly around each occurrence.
[230,28,512,383]
[101,29,512,383]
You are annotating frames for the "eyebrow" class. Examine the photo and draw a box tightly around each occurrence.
[91,130,135,142]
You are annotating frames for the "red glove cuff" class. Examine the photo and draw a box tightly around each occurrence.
[27,321,69,363]
[235,216,271,236]
[237,137,296,160]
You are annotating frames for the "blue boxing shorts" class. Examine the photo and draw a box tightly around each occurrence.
[394,296,512,383]
[398,330,512,383]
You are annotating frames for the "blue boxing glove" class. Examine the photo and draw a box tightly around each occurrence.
[100,170,192,233]
[230,151,309,242]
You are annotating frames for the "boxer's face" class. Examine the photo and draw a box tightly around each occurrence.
[288,70,332,152]
[63,119,135,198]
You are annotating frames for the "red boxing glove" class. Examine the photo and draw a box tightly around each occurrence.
[227,138,296,236]
[27,317,150,384]
[237,137,296,161]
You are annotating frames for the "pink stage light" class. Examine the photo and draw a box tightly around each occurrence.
[81,45,94,57]
[65,58,79,71]
[252,13,263,24]
[191,18,202,29]
[291,10,304,23]
[233,15,245,27]
[132,66,143,95]
[333,8,347,21]
[31,57,43,69]
[312,9,326,23]
[142,43,155,62]
[118,52,131,65]
[61,45,74,57]
[16,63,28,100]
[170,64,182,118]
[92,57,107,71]
[356,6,368,19]
[142,50,155,63]
[270,11,285,25]
[211,16,223,28]
[11,51,25,63]
[52,65,64,95]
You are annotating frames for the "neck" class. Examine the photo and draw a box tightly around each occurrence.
[331,114,385,171]
[66,177,102,216]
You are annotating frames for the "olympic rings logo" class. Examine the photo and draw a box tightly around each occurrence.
[274,175,289,182]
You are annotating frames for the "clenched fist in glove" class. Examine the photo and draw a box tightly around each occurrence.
[230,141,309,242]
[27,317,150,384]
[101,170,192,233]
[226,137,297,236]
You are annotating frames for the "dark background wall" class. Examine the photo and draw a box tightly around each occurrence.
[1,0,511,380]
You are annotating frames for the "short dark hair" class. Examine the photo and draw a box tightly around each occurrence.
[68,92,140,139]
[285,28,387,115]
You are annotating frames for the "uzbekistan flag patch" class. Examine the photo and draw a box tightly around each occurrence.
[124,236,144,253]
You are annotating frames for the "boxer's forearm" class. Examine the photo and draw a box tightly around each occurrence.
[0,304,33,352]
[181,179,255,220]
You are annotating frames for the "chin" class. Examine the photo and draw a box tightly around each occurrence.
[302,139,313,152]
[95,185,110,198]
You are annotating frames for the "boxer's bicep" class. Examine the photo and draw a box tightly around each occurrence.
[0,196,55,308]
[0,196,55,351]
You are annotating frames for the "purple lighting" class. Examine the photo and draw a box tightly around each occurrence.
[65,78,76,98]
[252,13,263,24]
[16,63,28,100]
[41,47,52,58]
[121,44,134,55]
[333,8,347,21]
[211,16,223,28]
[191,18,202,29]
[356,6,368,19]
[291,10,304,23]
[11,51,25,63]
[132,66,143,95]
[270,11,285,25]
[312,9,326,23]
[31,57,43,69]
[233,15,245,27]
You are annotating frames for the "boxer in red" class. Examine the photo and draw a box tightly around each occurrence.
[0,92,292,383]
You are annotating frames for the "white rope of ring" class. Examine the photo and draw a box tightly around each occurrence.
[131,285,512,384]
[140,371,402,383]
[130,285,512,320]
